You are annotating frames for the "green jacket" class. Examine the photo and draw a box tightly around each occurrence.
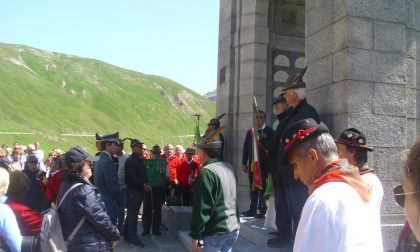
[190,158,240,239]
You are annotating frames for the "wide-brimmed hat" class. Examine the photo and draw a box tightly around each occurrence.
[282,67,307,91]
[281,118,329,161]
[335,128,374,151]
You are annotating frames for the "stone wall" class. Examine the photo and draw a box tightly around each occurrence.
[217,0,271,211]
[217,0,419,250]
[305,0,418,250]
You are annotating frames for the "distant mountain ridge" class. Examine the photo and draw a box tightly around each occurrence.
[0,43,215,152]
[204,90,217,101]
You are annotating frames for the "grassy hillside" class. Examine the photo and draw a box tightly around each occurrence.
[0,43,216,154]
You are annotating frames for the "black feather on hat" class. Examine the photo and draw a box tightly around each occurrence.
[282,67,307,91]
[95,133,102,142]
[196,126,225,150]
[207,113,226,128]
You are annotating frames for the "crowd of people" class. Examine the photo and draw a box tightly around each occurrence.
[0,68,419,252]
[0,135,205,251]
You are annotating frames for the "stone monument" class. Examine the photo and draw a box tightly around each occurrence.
[216,0,420,250]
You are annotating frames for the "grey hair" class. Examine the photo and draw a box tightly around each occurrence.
[290,88,306,100]
[0,168,10,197]
[297,132,338,160]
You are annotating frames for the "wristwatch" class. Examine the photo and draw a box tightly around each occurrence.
[197,240,204,247]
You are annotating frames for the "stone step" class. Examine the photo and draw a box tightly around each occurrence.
[239,216,277,246]
[178,231,290,252]
[114,218,187,252]
[162,205,193,236]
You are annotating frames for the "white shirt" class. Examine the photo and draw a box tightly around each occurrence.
[34,149,44,161]
[117,154,128,188]
[293,182,383,252]
[362,173,384,210]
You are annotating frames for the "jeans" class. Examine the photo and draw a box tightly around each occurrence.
[202,230,240,252]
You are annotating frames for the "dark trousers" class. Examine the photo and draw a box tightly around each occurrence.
[284,176,308,240]
[180,185,193,206]
[124,188,143,239]
[142,186,165,233]
[117,188,126,230]
[273,175,292,239]
[248,171,267,213]
[166,182,181,203]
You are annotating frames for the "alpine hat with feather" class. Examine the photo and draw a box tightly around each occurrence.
[196,126,226,150]
[282,67,307,91]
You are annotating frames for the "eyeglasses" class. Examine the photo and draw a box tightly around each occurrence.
[86,162,94,169]
[27,161,37,164]
[393,184,420,208]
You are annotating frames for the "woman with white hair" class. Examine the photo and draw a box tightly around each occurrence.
[0,168,22,252]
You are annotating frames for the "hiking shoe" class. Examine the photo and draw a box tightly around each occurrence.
[128,237,145,247]
[241,210,256,217]
[254,212,265,218]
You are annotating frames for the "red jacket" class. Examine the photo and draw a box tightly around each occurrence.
[40,170,63,203]
[178,159,202,187]
[165,155,180,183]
[6,199,42,235]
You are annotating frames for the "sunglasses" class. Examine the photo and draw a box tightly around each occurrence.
[86,162,94,169]
[393,184,420,208]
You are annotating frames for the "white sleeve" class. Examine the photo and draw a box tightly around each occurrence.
[293,194,339,252]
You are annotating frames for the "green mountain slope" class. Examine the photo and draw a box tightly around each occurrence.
[0,43,215,153]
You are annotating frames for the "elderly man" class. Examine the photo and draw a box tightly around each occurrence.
[335,128,384,209]
[190,131,240,252]
[281,118,382,251]
[94,132,124,225]
[270,67,320,246]
[267,94,293,246]
[163,144,181,202]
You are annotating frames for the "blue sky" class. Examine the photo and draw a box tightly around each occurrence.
[0,1,219,95]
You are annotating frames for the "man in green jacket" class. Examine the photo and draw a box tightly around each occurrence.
[190,131,240,252]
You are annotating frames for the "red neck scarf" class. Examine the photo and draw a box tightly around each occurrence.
[310,159,371,203]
